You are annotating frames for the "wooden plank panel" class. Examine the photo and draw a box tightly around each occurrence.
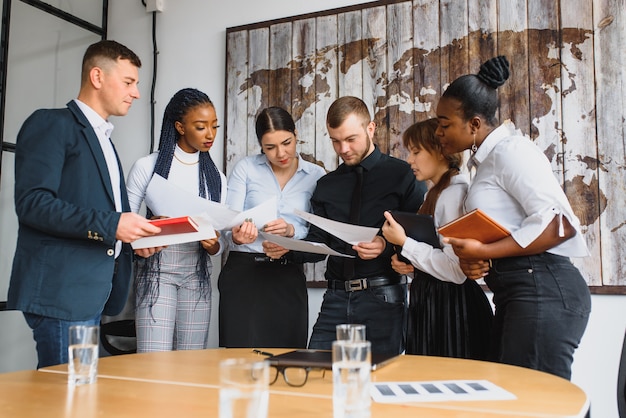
[292,18,317,159]
[439,0,469,87]
[269,22,293,111]
[438,0,470,178]
[594,0,626,286]
[464,0,497,181]
[363,6,388,150]
[309,14,340,283]
[225,31,249,176]
[314,15,340,173]
[468,0,497,102]
[527,0,561,155]
[247,28,269,157]
[385,1,414,158]
[338,10,363,98]
[292,18,321,283]
[560,0,602,286]
[497,0,530,134]
[412,0,441,120]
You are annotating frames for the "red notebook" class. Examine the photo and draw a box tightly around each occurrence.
[149,216,199,235]
[437,209,510,244]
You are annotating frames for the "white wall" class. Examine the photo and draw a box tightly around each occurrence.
[0,1,623,417]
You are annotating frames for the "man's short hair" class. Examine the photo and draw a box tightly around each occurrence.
[81,40,141,83]
[326,96,371,130]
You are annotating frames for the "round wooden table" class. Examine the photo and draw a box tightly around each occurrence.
[0,348,588,417]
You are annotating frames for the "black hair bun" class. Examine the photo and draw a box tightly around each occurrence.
[477,56,510,89]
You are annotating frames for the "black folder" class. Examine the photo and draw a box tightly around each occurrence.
[388,211,441,263]
[267,349,399,371]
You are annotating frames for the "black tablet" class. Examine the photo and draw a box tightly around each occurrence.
[388,211,440,263]
[267,349,399,371]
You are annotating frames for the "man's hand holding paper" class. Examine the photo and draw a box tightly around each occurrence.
[353,235,387,260]
[258,208,387,259]
[259,231,354,258]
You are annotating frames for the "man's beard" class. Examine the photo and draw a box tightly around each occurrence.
[346,135,372,166]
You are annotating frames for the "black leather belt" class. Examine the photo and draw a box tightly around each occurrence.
[229,252,291,265]
[253,255,289,265]
[327,276,403,292]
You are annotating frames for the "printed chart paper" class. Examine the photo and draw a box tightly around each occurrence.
[371,380,516,403]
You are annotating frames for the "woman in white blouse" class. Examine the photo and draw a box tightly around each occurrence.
[126,88,226,352]
[382,118,493,360]
[435,56,591,380]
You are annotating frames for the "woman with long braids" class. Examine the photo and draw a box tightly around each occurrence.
[126,88,226,352]
[382,118,493,360]
[435,56,591,380]
[218,106,325,348]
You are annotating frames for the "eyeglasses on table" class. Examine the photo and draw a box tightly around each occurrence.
[253,349,326,387]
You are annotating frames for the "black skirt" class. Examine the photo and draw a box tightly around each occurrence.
[218,252,308,348]
[406,270,493,360]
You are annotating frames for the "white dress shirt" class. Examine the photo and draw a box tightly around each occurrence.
[400,174,469,284]
[465,121,588,258]
[75,99,122,257]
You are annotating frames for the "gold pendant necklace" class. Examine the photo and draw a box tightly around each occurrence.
[174,153,199,166]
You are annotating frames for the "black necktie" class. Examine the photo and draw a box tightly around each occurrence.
[343,165,364,280]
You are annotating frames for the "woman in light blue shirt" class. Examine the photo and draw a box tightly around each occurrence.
[218,107,326,348]
[435,56,591,380]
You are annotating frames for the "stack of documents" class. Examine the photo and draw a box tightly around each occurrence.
[132,175,277,249]
[133,175,387,255]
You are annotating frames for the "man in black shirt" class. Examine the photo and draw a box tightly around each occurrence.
[264,96,426,355]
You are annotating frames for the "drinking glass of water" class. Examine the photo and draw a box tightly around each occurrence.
[332,340,371,418]
[219,358,270,418]
[68,325,99,386]
[336,324,366,342]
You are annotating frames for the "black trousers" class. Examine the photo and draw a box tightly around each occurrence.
[485,252,591,380]
[308,282,407,356]
[218,252,308,348]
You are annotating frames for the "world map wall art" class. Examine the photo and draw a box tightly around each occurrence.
[225,0,626,292]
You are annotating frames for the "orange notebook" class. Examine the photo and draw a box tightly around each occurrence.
[437,209,510,243]
[149,216,199,235]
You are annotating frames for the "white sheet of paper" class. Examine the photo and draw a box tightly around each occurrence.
[196,203,240,231]
[131,215,217,249]
[230,198,277,230]
[144,174,218,218]
[142,174,277,230]
[293,208,379,245]
[259,231,354,258]
[184,198,277,231]
[370,380,516,403]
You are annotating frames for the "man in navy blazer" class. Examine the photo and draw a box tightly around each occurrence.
[8,40,161,368]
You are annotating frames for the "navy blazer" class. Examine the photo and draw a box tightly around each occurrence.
[8,100,133,320]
